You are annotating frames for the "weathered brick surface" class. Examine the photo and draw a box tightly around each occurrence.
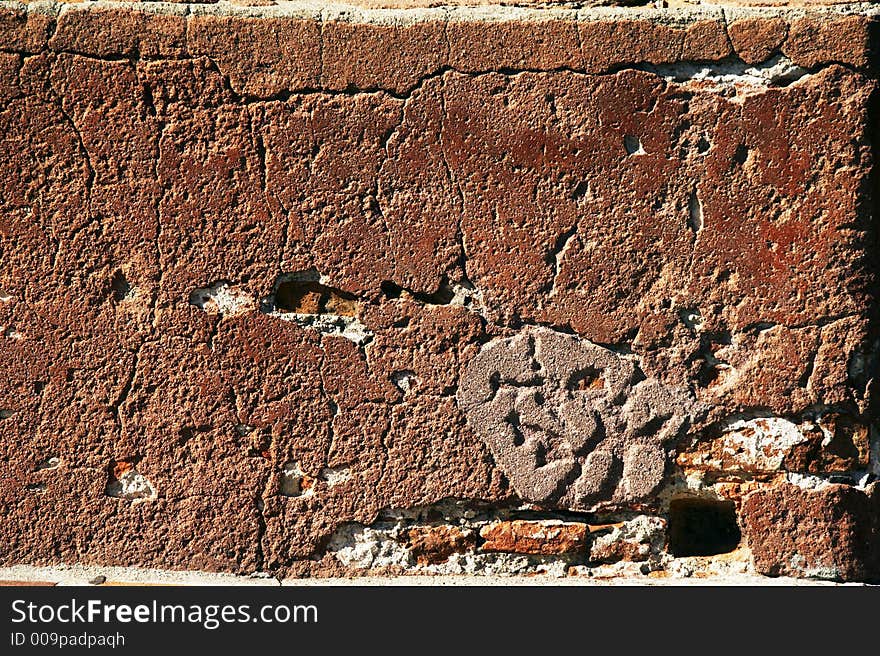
[0,1,878,581]
[742,484,880,582]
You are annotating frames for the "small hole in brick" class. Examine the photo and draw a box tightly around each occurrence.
[35,456,60,471]
[733,144,749,165]
[534,391,545,406]
[275,280,357,316]
[178,427,194,445]
[391,370,418,394]
[105,458,156,502]
[507,411,525,447]
[696,137,711,154]
[570,181,590,202]
[687,190,703,234]
[668,498,741,557]
[280,462,314,497]
[624,135,644,155]
[33,381,46,394]
[568,367,604,391]
[678,308,702,331]
[415,280,456,305]
[381,278,459,306]
[110,270,132,302]
[534,443,547,467]
[381,281,403,299]
[234,424,254,437]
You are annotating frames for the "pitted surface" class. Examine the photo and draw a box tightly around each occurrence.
[458,328,700,509]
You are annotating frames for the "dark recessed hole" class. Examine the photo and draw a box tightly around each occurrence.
[507,410,525,447]
[733,144,749,165]
[412,279,455,305]
[568,366,604,391]
[696,136,711,154]
[381,281,403,299]
[381,278,456,306]
[624,135,643,155]
[34,456,60,471]
[570,180,590,202]
[637,414,671,437]
[667,497,741,557]
[110,270,132,302]
[274,280,357,316]
[534,442,547,467]
[32,381,46,394]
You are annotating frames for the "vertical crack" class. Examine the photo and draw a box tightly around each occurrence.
[150,84,168,331]
[546,224,578,298]
[109,341,147,438]
[438,72,470,285]
[317,10,325,90]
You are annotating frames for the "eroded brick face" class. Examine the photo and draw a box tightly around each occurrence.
[0,2,877,581]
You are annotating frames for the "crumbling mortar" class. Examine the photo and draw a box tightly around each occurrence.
[321,498,682,575]
[677,403,877,492]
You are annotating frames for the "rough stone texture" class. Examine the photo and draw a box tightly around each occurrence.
[728,17,789,64]
[0,1,878,582]
[458,328,699,510]
[742,484,880,582]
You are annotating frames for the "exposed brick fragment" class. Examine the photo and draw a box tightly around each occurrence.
[742,484,880,582]
[323,18,446,95]
[728,17,788,64]
[49,6,187,58]
[405,526,477,565]
[187,15,321,96]
[783,16,873,69]
[480,520,589,555]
